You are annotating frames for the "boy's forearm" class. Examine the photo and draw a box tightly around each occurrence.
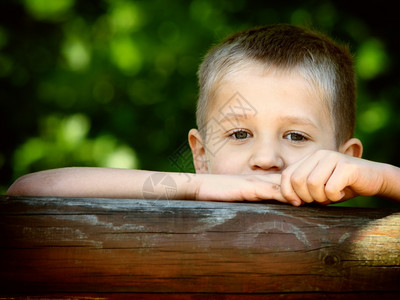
[378,163,400,202]
[6,168,285,203]
[6,168,199,200]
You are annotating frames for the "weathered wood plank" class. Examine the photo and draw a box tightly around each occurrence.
[0,195,399,298]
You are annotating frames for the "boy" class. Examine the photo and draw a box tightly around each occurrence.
[7,24,400,206]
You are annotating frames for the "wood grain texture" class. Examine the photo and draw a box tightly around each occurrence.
[0,196,399,298]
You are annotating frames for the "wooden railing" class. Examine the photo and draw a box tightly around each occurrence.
[1,195,400,299]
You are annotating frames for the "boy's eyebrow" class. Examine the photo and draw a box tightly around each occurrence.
[218,113,251,124]
[278,115,319,128]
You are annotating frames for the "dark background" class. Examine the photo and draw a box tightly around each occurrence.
[1,0,399,207]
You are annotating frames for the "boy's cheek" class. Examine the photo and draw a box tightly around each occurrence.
[208,152,247,174]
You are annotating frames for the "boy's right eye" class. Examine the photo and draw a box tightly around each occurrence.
[229,129,252,140]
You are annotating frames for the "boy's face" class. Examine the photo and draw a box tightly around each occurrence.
[190,65,337,175]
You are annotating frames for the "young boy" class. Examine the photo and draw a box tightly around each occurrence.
[7,24,400,206]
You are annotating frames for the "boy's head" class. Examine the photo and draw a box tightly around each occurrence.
[196,24,356,146]
[189,24,362,174]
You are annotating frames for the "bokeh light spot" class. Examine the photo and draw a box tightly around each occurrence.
[356,39,388,80]
[62,37,91,71]
[358,103,389,133]
[102,146,138,169]
[110,37,142,75]
[24,0,75,21]
[109,0,143,34]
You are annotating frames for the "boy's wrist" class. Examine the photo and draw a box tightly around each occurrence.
[171,172,201,200]
[378,163,399,198]
[184,173,202,200]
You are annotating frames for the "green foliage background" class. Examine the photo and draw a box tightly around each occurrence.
[1,0,400,208]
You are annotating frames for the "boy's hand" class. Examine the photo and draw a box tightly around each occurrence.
[193,174,287,203]
[280,150,385,206]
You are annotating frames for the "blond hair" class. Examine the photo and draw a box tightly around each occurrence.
[196,24,356,146]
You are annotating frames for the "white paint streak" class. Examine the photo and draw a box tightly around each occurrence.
[338,232,351,244]
[195,208,238,231]
[54,215,146,231]
[245,221,311,248]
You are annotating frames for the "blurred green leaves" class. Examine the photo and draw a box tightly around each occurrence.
[1,1,400,208]
[109,0,144,33]
[24,0,75,21]
[356,38,389,80]
[358,102,390,133]
[110,36,142,75]
[13,113,138,176]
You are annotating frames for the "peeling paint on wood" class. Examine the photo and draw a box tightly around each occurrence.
[0,196,399,298]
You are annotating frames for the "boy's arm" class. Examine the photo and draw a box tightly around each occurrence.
[280,150,400,206]
[7,168,184,199]
[375,163,400,200]
[6,167,286,203]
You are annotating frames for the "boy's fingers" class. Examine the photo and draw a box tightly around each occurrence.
[262,183,287,203]
[324,166,352,201]
[282,151,349,205]
[253,176,287,203]
[290,171,315,203]
[281,155,320,204]
[306,160,338,203]
[246,174,289,203]
[280,164,306,206]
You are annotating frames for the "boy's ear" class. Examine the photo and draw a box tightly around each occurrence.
[339,138,363,158]
[188,129,209,173]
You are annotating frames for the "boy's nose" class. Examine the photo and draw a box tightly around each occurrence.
[249,140,284,172]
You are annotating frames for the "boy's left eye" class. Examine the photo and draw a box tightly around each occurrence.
[233,131,249,139]
[284,132,308,142]
[228,129,252,140]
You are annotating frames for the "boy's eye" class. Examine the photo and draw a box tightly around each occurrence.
[285,132,308,142]
[229,130,251,140]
